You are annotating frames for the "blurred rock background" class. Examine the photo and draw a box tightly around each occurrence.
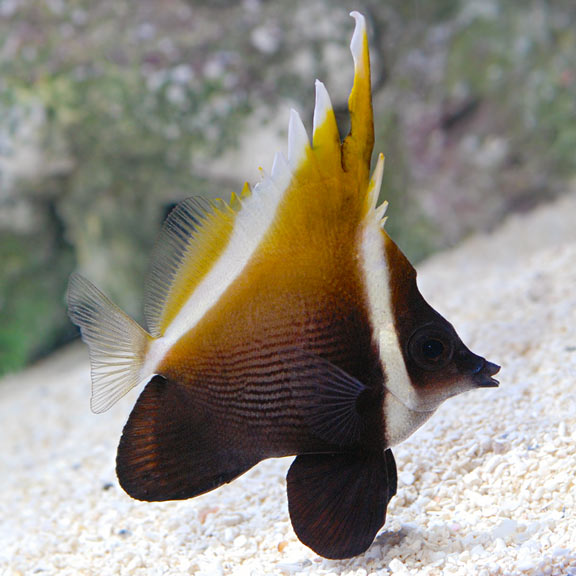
[0,0,575,375]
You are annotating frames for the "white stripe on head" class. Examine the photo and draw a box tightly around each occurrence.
[359,214,420,410]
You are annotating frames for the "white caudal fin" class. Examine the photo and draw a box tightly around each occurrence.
[67,273,151,413]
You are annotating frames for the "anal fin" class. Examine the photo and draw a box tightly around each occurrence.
[116,376,259,501]
[286,449,397,559]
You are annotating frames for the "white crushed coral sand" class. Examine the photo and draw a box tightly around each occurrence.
[1,193,576,576]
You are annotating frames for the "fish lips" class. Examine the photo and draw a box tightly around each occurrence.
[473,359,501,388]
[455,348,500,388]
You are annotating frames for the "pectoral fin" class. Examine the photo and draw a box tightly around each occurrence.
[286,449,397,559]
[116,376,259,501]
[296,353,368,446]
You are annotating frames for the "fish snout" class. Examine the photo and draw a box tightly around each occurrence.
[454,348,500,388]
[474,359,500,388]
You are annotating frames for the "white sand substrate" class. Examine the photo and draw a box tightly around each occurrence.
[1,193,575,576]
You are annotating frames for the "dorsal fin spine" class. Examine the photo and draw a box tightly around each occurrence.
[229,191,242,211]
[376,201,389,223]
[144,197,237,337]
[312,80,340,149]
[241,181,252,199]
[312,80,343,177]
[343,12,374,182]
[271,152,293,191]
[367,153,385,211]
[288,108,312,170]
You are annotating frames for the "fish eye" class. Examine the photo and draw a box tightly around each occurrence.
[422,338,445,359]
[408,326,454,371]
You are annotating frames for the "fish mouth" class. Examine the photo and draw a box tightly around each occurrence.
[474,360,501,388]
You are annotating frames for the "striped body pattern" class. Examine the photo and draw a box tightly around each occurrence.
[67,13,500,559]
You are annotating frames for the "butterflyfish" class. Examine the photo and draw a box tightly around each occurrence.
[67,12,500,559]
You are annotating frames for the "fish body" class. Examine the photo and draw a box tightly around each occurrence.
[67,12,500,559]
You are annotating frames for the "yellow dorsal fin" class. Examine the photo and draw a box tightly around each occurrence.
[270,11,377,229]
[69,12,389,415]
[312,80,341,174]
[342,11,374,183]
[141,12,381,341]
[144,197,237,337]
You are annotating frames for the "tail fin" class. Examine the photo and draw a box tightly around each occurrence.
[67,273,152,413]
